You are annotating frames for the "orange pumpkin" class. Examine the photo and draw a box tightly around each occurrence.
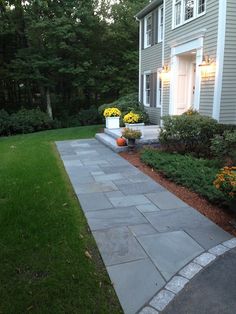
[116,137,127,146]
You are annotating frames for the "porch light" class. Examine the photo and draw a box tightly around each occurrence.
[160,65,171,81]
[199,56,216,77]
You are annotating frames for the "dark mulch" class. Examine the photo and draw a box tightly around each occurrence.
[120,151,236,237]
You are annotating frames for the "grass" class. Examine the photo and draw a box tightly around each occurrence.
[141,148,225,204]
[0,126,122,314]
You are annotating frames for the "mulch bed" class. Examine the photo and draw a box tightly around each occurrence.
[120,150,236,237]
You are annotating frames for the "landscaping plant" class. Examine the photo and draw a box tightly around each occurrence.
[159,114,219,157]
[214,167,236,208]
[141,148,224,204]
[211,130,236,165]
[123,112,142,124]
[103,107,122,117]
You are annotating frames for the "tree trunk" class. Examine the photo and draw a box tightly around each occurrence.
[46,87,53,119]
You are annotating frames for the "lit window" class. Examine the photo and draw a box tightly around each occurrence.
[145,15,152,48]
[158,6,164,43]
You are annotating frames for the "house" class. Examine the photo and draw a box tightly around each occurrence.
[135,0,236,125]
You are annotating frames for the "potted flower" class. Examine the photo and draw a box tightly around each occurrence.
[103,108,121,129]
[214,166,236,212]
[122,128,142,151]
[123,111,144,132]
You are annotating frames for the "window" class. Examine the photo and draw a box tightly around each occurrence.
[174,0,182,26]
[158,5,164,43]
[144,14,152,48]
[184,0,194,21]
[173,0,206,28]
[198,0,205,14]
[144,73,151,106]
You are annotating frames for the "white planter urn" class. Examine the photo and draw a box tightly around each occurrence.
[106,117,120,129]
[125,123,145,131]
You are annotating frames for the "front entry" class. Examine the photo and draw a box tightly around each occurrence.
[175,52,197,115]
[170,37,203,116]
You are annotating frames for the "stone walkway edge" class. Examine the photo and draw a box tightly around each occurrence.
[139,238,236,314]
[56,139,236,314]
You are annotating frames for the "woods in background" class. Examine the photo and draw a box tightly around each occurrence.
[0,0,147,122]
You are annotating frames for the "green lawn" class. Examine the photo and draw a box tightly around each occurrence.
[0,126,122,314]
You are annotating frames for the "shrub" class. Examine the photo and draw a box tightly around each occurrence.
[98,93,149,125]
[159,114,218,156]
[141,149,225,204]
[0,108,58,136]
[211,130,236,165]
[10,108,54,134]
[76,106,102,126]
[0,109,11,136]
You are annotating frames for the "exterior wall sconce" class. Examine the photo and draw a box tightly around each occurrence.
[199,56,216,78]
[160,65,171,81]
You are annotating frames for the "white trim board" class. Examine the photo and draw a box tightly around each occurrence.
[213,0,227,121]
[169,37,203,115]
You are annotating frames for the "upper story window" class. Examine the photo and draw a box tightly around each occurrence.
[144,14,152,48]
[173,0,206,28]
[158,5,164,43]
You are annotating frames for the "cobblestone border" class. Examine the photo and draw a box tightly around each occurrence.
[138,238,236,314]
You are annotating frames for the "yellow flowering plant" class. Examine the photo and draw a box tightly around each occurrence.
[123,112,141,124]
[103,108,121,118]
[214,166,236,200]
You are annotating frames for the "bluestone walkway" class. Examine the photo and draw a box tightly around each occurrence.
[56,139,235,314]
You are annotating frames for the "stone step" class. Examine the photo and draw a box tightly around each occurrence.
[95,133,128,153]
[104,128,122,139]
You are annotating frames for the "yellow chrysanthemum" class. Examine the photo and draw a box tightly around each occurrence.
[123,112,140,124]
[103,108,121,118]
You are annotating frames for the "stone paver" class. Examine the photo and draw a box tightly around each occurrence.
[165,276,189,294]
[137,231,204,281]
[56,139,234,314]
[93,226,147,266]
[107,259,165,314]
[179,262,203,279]
[150,290,175,311]
[85,207,146,231]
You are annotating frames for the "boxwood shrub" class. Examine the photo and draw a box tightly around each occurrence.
[159,114,219,157]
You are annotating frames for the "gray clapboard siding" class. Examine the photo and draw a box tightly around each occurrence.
[163,0,219,117]
[141,39,162,72]
[220,0,236,125]
[145,107,161,125]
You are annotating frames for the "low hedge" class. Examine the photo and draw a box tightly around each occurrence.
[141,149,225,204]
[0,108,59,136]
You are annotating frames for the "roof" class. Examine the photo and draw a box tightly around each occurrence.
[135,0,163,20]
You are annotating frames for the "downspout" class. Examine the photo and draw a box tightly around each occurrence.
[136,16,142,104]
[161,0,166,125]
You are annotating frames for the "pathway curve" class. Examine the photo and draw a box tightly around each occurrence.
[56,139,236,314]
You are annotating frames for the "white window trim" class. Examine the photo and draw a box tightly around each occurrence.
[172,0,206,30]
[143,71,151,107]
[156,70,162,108]
[144,14,152,49]
[158,5,164,43]
[169,37,203,115]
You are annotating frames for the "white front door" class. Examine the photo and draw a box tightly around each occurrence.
[175,57,191,115]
